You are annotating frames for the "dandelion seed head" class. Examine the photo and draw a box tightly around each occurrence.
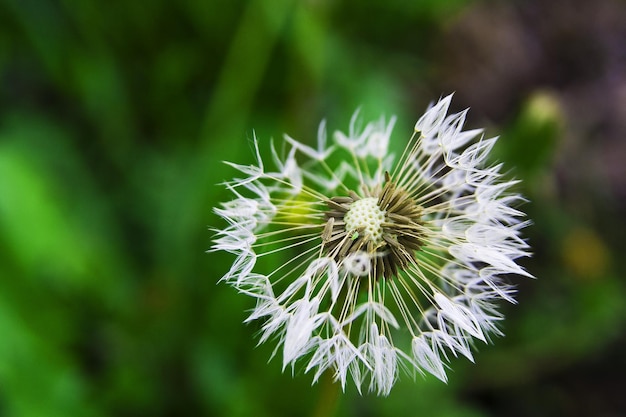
[211,94,533,395]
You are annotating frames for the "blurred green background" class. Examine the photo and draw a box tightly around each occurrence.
[1,0,625,416]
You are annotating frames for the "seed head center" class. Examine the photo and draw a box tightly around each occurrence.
[323,176,425,281]
[343,197,386,244]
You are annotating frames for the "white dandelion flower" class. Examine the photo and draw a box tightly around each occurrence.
[211,94,532,395]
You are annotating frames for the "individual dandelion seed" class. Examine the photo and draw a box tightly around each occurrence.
[210,95,533,396]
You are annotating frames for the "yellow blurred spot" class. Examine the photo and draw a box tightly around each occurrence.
[561,227,610,280]
[525,90,565,127]
[278,192,318,225]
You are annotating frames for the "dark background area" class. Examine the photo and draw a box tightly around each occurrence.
[0,0,625,416]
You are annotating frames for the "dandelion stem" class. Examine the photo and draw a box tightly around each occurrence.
[311,371,341,417]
